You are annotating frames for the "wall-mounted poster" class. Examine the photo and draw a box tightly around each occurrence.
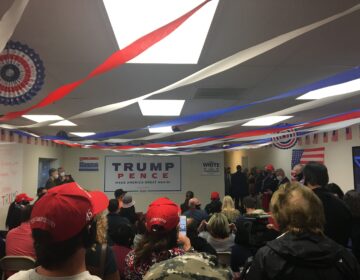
[79,157,99,171]
[353,147,360,191]
[202,160,221,176]
[104,156,181,192]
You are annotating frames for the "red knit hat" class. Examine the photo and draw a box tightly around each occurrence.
[146,197,180,232]
[15,193,34,203]
[30,182,108,242]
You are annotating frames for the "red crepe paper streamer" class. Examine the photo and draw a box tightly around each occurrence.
[0,0,211,122]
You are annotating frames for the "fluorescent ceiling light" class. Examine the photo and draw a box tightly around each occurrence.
[242,116,293,126]
[50,120,77,127]
[148,126,174,133]
[297,78,360,100]
[70,132,96,137]
[103,0,219,64]
[23,115,63,123]
[139,100,185,116]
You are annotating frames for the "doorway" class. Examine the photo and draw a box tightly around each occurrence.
[38,158,57,189]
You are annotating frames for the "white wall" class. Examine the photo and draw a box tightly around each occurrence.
[63,148,225,212]
[0,136,64,230]
[225,125,360,193]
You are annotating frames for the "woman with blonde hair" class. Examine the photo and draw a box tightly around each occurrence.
[221,195,240,223]
[86,213,120,280]
[198,213,236,252]
[247,183,360,280]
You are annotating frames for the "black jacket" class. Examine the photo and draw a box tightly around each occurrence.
[261,174,278,193]
[205,200,222,215]
[350,217,360,263]
[231,171,248,197]
[119,206,137,224]
[45,178,58,189]
[247,232,360,280]
[313,187,352,246]
[107,213,130,244]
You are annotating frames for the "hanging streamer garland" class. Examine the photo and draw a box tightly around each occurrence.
[35,66,360,142]
[272,128,298,149]
[0,0,211,120]
[0,41,45,105]
[67,3,360,121]
[39,109,360,153]
[0,1,359,120]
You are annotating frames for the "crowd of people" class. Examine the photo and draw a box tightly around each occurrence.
[1,161,360,279]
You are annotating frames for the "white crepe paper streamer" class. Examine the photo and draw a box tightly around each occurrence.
[0,0,29,52]
[4,3,360,133]
[67,3,360,120]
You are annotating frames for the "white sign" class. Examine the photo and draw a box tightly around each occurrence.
[202,160,221,176]
[104,156,181,192]
[79,157,99,171]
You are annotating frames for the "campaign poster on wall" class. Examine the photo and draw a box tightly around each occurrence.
[201,160,221,176]
[79,157,99,171]
[104,156,181,192]
[353,147,360,191]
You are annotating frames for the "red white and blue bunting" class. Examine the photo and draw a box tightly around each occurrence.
[0,41,45,105]
[272,128,298,149]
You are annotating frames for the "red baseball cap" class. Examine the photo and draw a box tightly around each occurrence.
[265,164,275,172]
[211,192,220,200]
[15,193,34,203]
[30,182,109,242]
[146,197,180,232]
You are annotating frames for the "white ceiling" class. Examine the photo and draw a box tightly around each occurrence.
[1,0,360,144]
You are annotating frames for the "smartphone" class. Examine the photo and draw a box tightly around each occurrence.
[179,215,187,236]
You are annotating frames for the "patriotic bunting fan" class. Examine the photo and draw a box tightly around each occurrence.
[0,41,45,105]
[272,128,298,149]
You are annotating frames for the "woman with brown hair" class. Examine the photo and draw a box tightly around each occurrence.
[124,197,191,280]
[247,183,360,280]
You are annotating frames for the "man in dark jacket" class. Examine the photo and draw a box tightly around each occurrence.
[261,164,279,194]
[247,183,360,280]
[231,165,248,209]
[107,199,130,244]
[45,168,60,189]
[303,162,352,246]
[224,167,232,196]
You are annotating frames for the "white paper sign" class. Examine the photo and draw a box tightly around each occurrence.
[202,160,221,176]
[104,156,181,192]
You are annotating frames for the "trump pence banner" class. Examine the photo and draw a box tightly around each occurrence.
[104,156,181,192]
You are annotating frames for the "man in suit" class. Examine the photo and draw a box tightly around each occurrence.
[224,167,232,196]
[231,165,248,209]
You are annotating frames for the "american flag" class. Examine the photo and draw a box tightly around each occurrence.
[291,147,325,168]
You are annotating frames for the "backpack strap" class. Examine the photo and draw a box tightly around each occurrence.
[99,243,107,278]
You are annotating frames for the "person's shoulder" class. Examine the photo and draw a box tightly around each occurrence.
[183,210,190,216]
